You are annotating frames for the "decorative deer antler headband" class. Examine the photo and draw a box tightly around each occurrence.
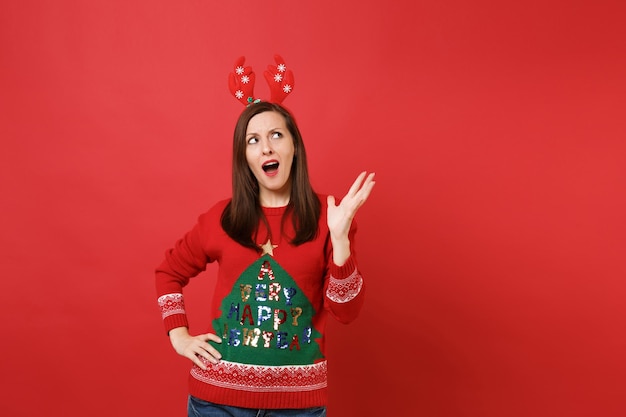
[228,55,295,106]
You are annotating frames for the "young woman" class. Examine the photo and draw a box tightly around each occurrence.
[156,100,375,417]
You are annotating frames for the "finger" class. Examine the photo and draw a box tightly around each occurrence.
[180,342,210,369]
[353,172,375,193]
[327,195,336,208]
[205,333,222,344]
[346,171,368,197]
[346,173,375,212]
[343,172,374,209]
[193,348,220,366]
[199,334,223,360]
[357,176,376,204]
[191,341,221,365]
[357,173,376,197]
[191,353,208,370]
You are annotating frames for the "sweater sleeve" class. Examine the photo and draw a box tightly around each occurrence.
[323,221,365,324]
[155,211,213,334]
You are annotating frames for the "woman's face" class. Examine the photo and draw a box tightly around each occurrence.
[245,111,295,207]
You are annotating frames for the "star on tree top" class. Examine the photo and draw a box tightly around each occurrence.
[259,239,278,256]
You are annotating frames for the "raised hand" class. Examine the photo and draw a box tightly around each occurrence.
[327,172,376,265]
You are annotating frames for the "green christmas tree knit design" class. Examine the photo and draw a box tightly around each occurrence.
[212,254,324,366]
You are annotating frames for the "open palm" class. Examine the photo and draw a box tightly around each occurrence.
[327,171,376,239]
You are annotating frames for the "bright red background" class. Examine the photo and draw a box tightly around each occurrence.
[1,1,625,416]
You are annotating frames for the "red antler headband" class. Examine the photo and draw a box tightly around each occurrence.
[228,55,295,106]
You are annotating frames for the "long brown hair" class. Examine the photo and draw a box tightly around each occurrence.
[221,102,321,250]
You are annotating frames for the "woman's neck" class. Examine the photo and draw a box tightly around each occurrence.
[259,191,291,208]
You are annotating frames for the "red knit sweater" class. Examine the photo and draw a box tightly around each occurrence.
[155,196,365,409]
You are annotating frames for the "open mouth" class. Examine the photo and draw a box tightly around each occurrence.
[262,161,279,173]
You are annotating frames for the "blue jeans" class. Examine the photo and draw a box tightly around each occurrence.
[188,395,327,417]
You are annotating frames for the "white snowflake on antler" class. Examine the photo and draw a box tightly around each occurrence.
[277,63,286,73]
[273,73,283,83]
[235,90,244,99]
[241,75,250,84]
[236,66,244,75]
[283,84,292,93]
